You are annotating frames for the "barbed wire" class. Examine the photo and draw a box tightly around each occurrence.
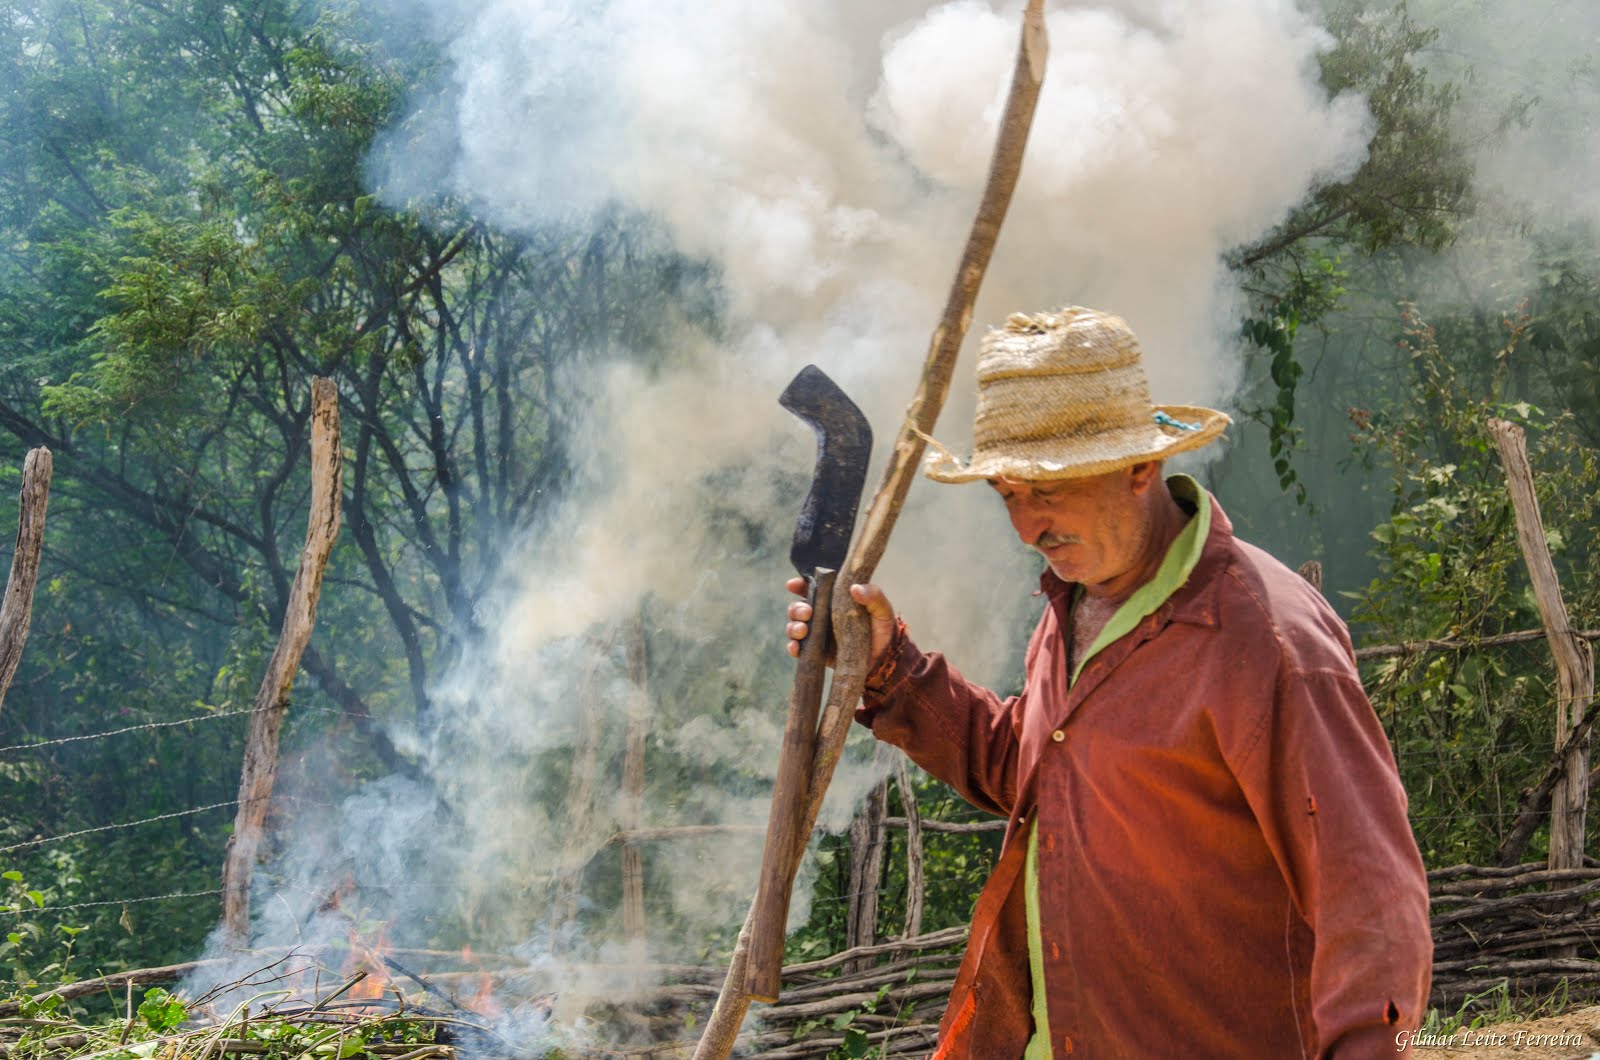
[0,707,375,758]
[0,802,239,855]
[13,889,224,915]
[0,710,255,755]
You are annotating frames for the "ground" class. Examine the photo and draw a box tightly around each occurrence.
[1407,1006,1600,1059]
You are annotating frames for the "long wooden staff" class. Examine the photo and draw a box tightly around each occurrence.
[691,4,1048,1056]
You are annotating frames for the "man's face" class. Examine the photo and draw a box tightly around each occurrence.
[988,466,1151,591]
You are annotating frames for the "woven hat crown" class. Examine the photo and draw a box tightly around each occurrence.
[923,306,1229,483]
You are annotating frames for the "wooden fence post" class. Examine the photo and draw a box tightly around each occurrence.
[1489,418,1596,872]
[550,628,613,949]
[219,378,343,942]
[896,759,924,940]
[0,447,51,716]
[621,610,650,950]
[845,778,889,969]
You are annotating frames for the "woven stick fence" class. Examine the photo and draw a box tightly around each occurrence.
[1430,863,1600,1009]
[14,872,1600,1060]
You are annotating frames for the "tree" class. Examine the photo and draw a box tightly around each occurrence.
[0,0,710,973]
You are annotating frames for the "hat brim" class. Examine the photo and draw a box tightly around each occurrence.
[923,405,1231,484]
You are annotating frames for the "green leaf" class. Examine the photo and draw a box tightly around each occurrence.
[840,1027,872,1058]
[139,987,188,1033]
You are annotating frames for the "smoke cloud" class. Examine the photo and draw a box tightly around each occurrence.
[1417,2,1600,229]
[196,0,1377,1045]
[1359,1,1600,306]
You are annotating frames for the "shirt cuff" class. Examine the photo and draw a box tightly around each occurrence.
[864,616,909,693]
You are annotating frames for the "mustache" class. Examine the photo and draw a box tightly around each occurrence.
[1034,532,1081,552]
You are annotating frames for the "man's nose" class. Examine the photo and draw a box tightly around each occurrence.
[1008,504,1049,546]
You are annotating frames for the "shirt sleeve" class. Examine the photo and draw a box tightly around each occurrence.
[855,620,1034,820]
[1232,662,1434,1057]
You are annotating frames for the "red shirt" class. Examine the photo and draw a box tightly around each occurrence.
[858,490,1431,1058]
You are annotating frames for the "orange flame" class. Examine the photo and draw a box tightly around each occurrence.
[341,921,392,1005]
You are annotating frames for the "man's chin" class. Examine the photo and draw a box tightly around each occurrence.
[1043,558,1084,583]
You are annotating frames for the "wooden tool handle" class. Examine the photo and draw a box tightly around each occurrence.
[743,568,837,1002]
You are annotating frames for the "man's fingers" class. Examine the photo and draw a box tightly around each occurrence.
[847,583,897,668]
[783,579,895,668]
[849,582,895,619]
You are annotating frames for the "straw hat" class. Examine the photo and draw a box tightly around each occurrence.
[923,306,1230,483]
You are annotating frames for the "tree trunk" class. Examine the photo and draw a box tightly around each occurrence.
[1489,418,1595,873]
[219,378,343,943]
[0,446,51,716]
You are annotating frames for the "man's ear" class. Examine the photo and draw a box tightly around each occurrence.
[1128,460,1164,494]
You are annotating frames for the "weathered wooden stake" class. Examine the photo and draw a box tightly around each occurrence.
[550,627,614,948]
[0,446,51,716]
[846,777,889,969]
[1489,418,1596,872]
[622,609,651,949]
[691,5,1048,1056]
[219,378,343,942]
[896,759,925,940]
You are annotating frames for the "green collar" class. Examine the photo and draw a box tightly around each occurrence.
[1071,474,1210,683]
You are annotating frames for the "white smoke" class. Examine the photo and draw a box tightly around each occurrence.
[203,0,1379,1042]
[1411,1,1600,230]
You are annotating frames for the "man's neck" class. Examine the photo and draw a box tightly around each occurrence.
[1081,484,1191,604]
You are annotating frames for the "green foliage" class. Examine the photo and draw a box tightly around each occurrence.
[0,978,444,1060]
[1310,2,1474,255]
[0,868,82,991]
[136,988,187,1033]
[1233,0,1474,268]
[1346,305,1600,864]
[1231,0,1474,507]
[1240,251,1349,505]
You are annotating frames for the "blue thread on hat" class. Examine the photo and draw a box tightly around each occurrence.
[1154,411,1201,432]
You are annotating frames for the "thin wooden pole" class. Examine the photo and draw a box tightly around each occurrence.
[0,446,51,716]
[1489,418,1596,872]
[896,759,924,940]
[622,609,650,950]
[845,778,888,968]
[550,627,615,948]
[220,378,343,942]
[1355,627,1600,662]
[691,5,1048,1056]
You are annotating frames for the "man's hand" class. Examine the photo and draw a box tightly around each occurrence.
[785,577,896,671]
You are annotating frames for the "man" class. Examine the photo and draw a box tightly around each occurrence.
[785,307,1432,1057]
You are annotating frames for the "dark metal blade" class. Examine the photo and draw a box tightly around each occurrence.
[780,365,873,576]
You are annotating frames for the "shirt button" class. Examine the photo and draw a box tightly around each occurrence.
[1051,729,1066,742]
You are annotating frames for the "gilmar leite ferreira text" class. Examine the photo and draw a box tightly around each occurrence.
[1396,1028,1590,1051]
